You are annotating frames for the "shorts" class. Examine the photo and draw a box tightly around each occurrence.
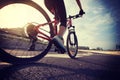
[44,0,67,27]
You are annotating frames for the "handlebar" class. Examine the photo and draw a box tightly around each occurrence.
[68,13,84,19]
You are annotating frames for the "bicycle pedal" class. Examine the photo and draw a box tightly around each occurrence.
[54,46,66,54]
[54,47,60,53]
[52,39,66,53]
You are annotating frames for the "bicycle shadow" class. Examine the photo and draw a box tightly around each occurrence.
[0,54,120,80]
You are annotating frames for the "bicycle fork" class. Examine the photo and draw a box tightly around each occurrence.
[68,26,76,45]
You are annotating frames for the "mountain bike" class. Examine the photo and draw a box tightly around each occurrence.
[0,0,84,64]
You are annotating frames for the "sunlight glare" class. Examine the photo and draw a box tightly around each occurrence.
[0,3,46,28]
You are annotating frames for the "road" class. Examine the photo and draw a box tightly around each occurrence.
[0,51,120,80]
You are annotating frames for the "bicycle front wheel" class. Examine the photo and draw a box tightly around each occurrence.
[0,0,54,64]
[67,32,78,59]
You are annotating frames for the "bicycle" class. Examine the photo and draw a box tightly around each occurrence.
[0,0,84,64]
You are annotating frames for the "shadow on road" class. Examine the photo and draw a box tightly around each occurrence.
[0,53,120,80]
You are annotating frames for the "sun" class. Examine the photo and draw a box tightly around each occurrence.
[0,2,47,28]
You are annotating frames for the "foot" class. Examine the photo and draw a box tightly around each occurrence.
[54,47,65,54]
[52,36,66,53]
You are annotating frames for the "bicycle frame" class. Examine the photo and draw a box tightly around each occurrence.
[34,20,56,41]
[0,0,84,63]
[34,14,81,41]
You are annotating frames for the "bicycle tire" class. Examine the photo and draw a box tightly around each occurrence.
[66,32,78,59]
[0,0,54,64]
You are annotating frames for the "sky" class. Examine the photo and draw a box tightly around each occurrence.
[0,0,120,50]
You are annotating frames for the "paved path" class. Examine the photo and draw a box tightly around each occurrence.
[0,51,120,80]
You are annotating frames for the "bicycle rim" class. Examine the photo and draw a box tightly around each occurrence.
[0,0,54,64]
[67,32,78,59]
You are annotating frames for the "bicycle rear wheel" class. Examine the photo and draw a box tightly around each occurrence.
[67,32,78,59]
[0,0,54,64]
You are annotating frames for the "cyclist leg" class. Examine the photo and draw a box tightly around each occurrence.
[52,0,67,52]
[55,0,67,37]
[44,0,66,52]
[44,0,55,15]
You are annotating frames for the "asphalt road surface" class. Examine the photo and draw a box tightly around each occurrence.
[0,51,120,80]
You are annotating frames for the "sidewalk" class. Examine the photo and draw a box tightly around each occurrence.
[79,50,120,55]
